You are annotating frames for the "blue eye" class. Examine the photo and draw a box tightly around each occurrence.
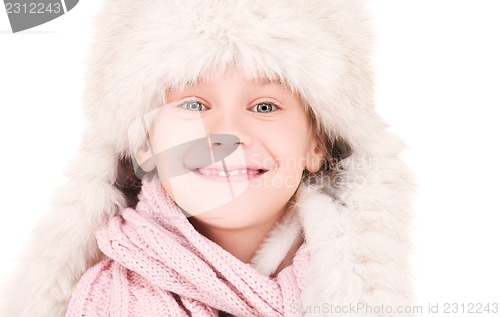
[251,102,278,113]
[180,100,207,111]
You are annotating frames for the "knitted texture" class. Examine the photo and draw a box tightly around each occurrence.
[65,175,310,317]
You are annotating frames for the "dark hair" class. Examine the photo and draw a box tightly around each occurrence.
[115,156,147,208]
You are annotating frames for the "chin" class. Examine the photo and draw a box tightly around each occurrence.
[188,202,276,230]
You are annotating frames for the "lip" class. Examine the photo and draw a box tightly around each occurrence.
[192,166,268,183]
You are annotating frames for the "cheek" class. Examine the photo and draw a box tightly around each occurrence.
[257,120,311,166]
[150,107,207,154]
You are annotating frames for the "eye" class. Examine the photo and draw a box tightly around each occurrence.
[251,101,279,113]
[179,100,207,112]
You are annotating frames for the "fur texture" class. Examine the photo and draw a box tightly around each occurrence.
[0,0,416,316]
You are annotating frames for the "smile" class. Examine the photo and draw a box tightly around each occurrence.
[193,167,268,182]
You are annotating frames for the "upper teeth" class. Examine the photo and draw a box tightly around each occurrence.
[197,168,261,177]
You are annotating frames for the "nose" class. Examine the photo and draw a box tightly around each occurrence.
[206,111,252,149]
[209,134,241,147]
[208,134,241,163]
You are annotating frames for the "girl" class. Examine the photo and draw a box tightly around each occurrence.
[0,0,416,316]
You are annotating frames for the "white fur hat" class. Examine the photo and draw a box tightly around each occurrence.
[0,0,416,316]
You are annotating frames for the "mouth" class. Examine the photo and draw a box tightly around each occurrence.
[193,167,268,182]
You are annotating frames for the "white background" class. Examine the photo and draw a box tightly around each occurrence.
[1,1,499,315]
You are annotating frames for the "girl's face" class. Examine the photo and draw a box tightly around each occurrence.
[136,69,323,229]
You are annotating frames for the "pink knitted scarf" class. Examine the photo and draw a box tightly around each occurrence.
[65,175,309,317]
